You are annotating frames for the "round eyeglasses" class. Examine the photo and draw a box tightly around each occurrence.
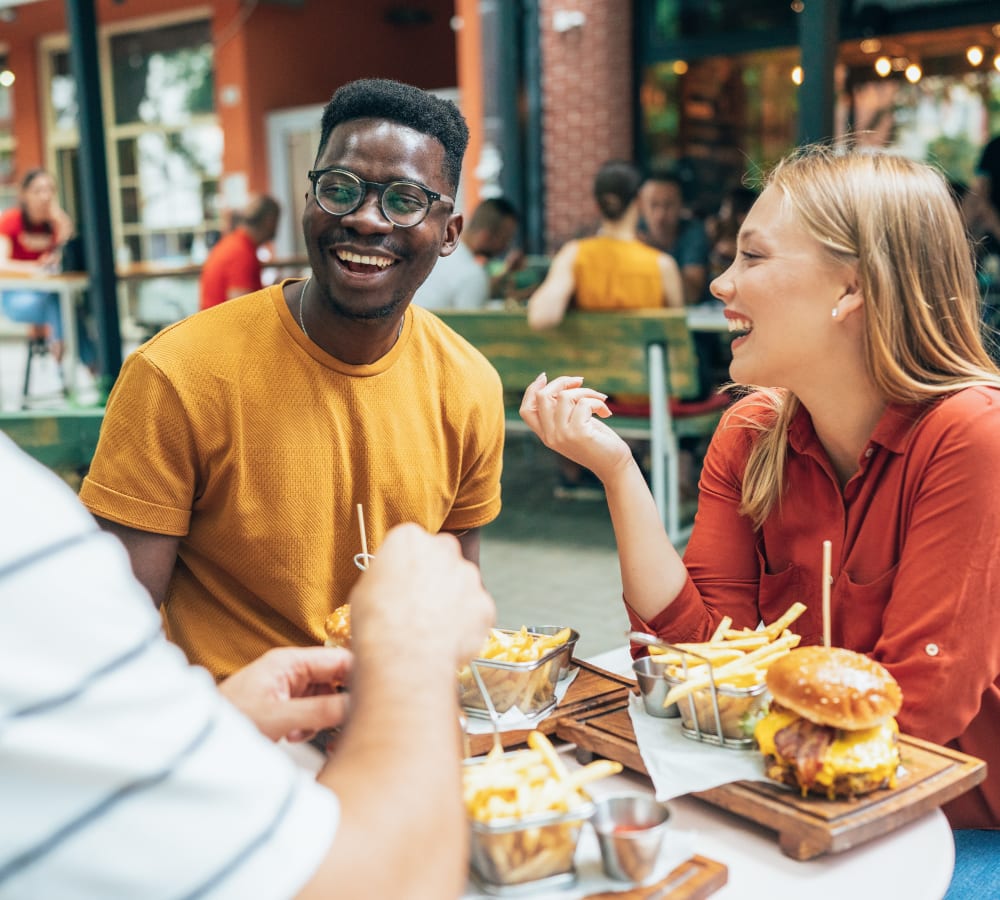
[308,167,454,228]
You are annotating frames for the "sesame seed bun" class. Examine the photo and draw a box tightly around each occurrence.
[764,645,902,731]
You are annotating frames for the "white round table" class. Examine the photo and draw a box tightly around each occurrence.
[571,647,955,900]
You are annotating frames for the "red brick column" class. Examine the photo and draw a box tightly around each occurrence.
[539,0,634,251]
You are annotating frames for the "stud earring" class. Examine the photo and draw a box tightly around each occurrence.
[831,308,839,318]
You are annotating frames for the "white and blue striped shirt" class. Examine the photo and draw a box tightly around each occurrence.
[0,435,339,899]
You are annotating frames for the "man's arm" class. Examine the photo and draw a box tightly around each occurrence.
[456,527,481,565]
[658,254,686,309]
[93,516,180,608]
[297,524,494,900]
[679,262,707,305]
[965,174,1000,244]
[527,242,578,330]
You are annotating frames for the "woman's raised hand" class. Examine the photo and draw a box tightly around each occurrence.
[519,373,634,482]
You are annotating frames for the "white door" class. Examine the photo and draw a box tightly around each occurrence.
[267,105,324,258]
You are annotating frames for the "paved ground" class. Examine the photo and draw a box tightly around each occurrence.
[479,433,632,660]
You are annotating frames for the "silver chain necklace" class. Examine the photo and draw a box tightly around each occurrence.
[297,275,405,347]
[298,276,312,341]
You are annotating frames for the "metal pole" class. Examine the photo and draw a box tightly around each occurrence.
[64,0,121,397]
[797,0,840,145]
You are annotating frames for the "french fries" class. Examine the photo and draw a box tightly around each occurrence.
[651,602,808,711]
[477,626,573,663]
[464,731,622,888]
[459,627,575,716]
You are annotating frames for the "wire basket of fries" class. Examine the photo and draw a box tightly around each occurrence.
[459,627,577,719]
[463,731,621,894]
[523,625,579,680]
[666,654,770,748]
[636,602,806,749]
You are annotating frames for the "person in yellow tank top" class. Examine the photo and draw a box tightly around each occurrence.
[527,160,684,330]
[525,161,685,497]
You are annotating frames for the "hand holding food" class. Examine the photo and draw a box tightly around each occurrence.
[348,524,494,668]
[218,646,351,742]
[754,645,903,799]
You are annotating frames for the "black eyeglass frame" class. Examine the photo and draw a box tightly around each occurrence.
[307,167,455,227]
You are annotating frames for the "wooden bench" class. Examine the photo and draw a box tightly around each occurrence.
[435,308,727,544]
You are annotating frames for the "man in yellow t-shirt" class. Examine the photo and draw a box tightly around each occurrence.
[80,79,504,678]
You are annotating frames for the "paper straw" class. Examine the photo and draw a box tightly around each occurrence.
[822,540,832,648]
[357,504,368,559]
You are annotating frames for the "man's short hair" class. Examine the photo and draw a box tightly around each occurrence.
[468,196,519,233]
[242,195,280,228]
[643,168,684,191]
[318,79,470,191]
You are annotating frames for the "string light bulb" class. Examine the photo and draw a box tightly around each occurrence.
[672,60,688,75]
[994,53,1000,73]
[967,46,984,66]
[0,70,14,88]
[874,56,892,77]
[905,62,922,83]
[791,65,803,85]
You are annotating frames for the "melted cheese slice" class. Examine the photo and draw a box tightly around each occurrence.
[755,711,900,788]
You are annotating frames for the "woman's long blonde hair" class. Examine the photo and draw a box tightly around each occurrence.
[737,145,1000,528]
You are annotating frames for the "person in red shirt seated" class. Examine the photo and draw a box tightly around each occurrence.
[0,168,75,359]
[199,195,280,310]
[519,146,1000,881]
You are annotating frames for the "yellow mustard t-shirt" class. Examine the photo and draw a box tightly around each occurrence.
[80,282,504,677]
[572,236,666,310]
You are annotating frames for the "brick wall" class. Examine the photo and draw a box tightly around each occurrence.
[539,0,634,251]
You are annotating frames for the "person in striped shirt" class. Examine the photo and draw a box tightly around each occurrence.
[0,433,493,899]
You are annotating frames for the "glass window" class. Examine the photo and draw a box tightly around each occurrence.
[639,26,1000,215]
[640,48,799,215]
[0,52,15,210]
[110,20,214,126]
[50,50,77,133]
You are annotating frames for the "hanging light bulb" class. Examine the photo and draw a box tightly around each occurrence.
[967,46,984,66]
[905,63,922,83]
[0,70,14,88]
[874,56,892,77]
[672,60,688,75]
[994,53,1000,73]
[791,65,803,85]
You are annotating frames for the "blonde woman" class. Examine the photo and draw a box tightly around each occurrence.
[520,148,1000,877]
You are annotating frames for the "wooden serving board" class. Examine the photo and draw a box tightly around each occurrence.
[581,854,727,900]
[465,660,632,758]
[557,701,986,861]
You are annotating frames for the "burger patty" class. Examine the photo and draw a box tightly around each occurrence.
[762,754,894,800]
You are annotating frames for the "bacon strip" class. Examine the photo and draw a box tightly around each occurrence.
[773,719,835,788]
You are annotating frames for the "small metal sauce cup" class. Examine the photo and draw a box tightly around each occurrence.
[591,793,671,883]
[632,656,680,718]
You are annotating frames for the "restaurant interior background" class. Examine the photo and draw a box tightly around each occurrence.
[0,0,998,341]
[639,0,1000,216]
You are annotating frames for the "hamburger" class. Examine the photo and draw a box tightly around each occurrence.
[323,604,351,649]
[754,646,903,799]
